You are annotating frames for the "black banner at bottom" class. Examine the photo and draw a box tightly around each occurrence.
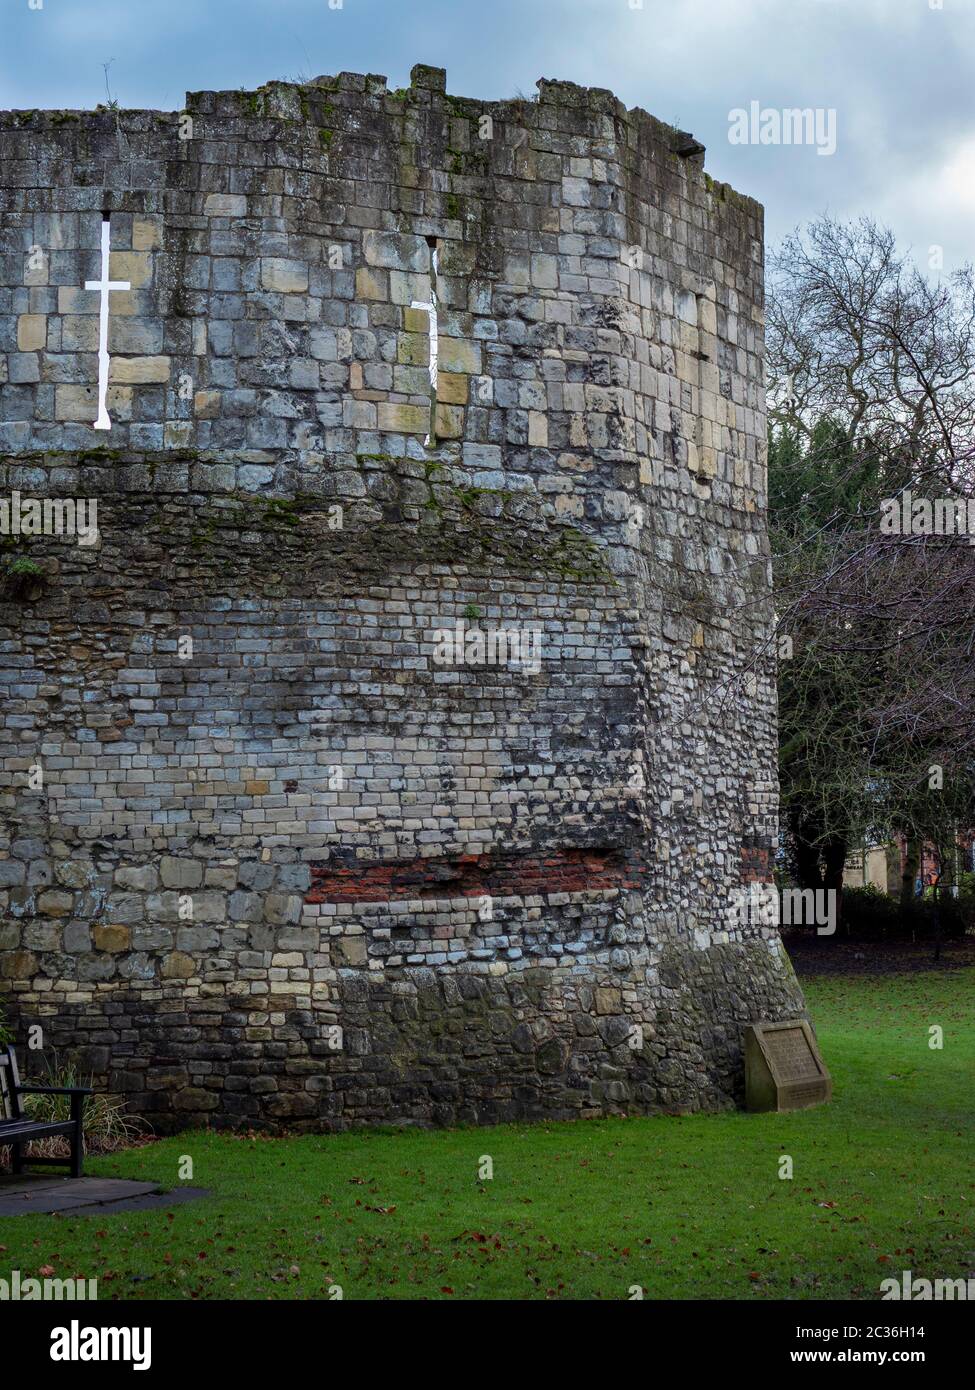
[5,1298,966,1374]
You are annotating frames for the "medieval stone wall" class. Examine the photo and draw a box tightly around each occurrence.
[0,65,805,1131]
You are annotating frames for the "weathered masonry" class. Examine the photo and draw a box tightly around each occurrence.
[0,66,806,1131]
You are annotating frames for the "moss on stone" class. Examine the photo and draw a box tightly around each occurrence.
[237,89,265,119]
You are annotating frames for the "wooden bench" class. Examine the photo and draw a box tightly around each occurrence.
[0,1044,91,1179]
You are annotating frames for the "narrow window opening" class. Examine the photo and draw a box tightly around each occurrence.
[410,236,440,446]
[83,211,130,430]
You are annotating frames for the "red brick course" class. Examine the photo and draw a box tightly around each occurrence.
[306,848,642,904]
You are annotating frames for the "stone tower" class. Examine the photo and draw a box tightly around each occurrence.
[0,66,806,1130]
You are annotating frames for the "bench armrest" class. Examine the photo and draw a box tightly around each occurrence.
[15,1085,93,1096]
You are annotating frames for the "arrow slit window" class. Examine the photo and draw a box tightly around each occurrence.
[410,237,439,446]
[84,213,130,430]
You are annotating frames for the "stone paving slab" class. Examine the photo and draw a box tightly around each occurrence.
[0,1175,208,1215]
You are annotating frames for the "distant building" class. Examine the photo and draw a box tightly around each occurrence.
[844,832,975,895]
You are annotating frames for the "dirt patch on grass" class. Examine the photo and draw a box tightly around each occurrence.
[784,930,975,977]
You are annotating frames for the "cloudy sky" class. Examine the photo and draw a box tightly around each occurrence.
[2,0,972,269]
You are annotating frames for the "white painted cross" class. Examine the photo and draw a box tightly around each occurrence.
[84,216,130,430]
[411,244,439,445]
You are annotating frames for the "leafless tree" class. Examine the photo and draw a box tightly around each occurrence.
[766,218,975,898]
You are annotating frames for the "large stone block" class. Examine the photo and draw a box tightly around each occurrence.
[93,924,132,953]
[108,355,171,384]
[160,857,204,890]
[204,193,248,218]
[363,231,430,273]
[108,251,153,288]
[261,258,309,292]
[17,314,46,351]
[377,402,429,433]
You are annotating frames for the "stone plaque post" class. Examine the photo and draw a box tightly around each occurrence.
[744,1020,831,1112]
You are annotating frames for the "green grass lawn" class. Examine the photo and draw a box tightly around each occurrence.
[2,968,972,1300]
